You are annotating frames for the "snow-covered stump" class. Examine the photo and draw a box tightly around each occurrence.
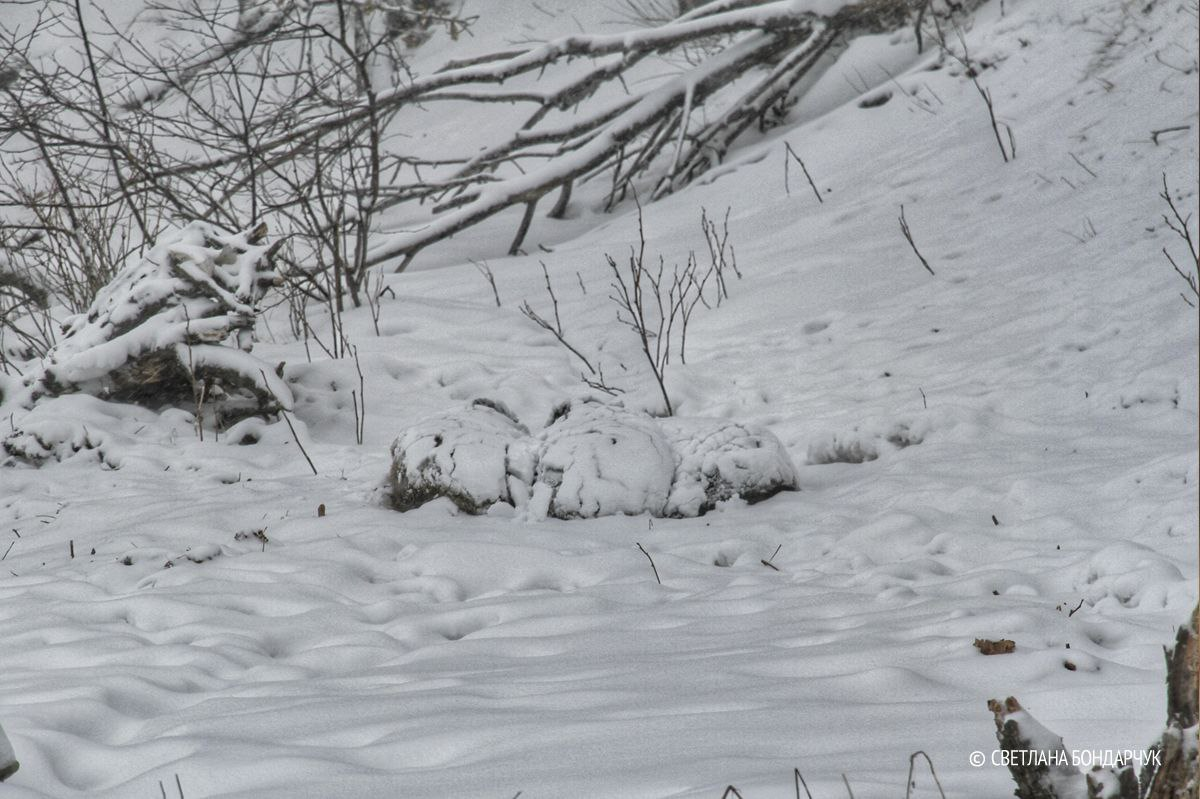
[989,602,1199,799]
[28,222,290,423]
[987,696,1136,799]
[530,402,675,520]
[386,399,530,514]
[661,418,798,517]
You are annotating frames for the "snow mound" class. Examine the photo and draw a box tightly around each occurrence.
[805,417,928,465]
[531,402,675,520]
[3,414,104,465]
[1078,542,1185,609]
[2,394,130,466]
[661,417,798,517]
[387,398,530,514]
[29,222,290,422]
[386,400,798,518]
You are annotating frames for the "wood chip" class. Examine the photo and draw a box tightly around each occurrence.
[974,638,1016,655]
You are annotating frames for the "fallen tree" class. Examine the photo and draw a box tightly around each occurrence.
[0,0,978,332]
[16,222,292,430]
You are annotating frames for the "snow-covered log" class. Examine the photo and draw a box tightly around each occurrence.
[385,399,798,518]
[531,402,676,519]
[24,222,290,423]
[86,0,954,272]
[661,417,798,517]
[366,12,830,269]
[386,399,530,514]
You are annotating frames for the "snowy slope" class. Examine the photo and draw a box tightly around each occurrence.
[0,0,1197,797]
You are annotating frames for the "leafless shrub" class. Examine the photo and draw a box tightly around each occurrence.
[0,244,55,372]
[521,203,738,414]
[520,262,622,397]
[605,202,736,415]
[1159,173,1199,307]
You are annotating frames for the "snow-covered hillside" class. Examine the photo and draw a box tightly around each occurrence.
[0,0,1196,797]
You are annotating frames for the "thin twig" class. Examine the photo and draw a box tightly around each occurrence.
[259,369,317,475]
[521,262,601,377]
[842,773,855,798]
[784,142,823,203]
[471,259,502,307]
[973,78,1010,163]
[636,542,662,585]
[906,751,947,799]
[1068,152,1096,179]
[352,344,365,446]
[1160,173,1199,267]
[899,205,935,276]
[1159,173,1199,304]
[795,768,814,799]
[1150,125,1190,145]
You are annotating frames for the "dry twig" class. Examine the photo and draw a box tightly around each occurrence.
[899,205,935,276]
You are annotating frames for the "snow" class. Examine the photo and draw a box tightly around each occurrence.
[0,0,1197,797]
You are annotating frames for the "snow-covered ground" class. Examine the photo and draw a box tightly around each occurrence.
[1,0,1197,796]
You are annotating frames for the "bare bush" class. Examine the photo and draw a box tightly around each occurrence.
[1159,173,1199,307]
[524,203,739,415]
[606,203,730,415]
